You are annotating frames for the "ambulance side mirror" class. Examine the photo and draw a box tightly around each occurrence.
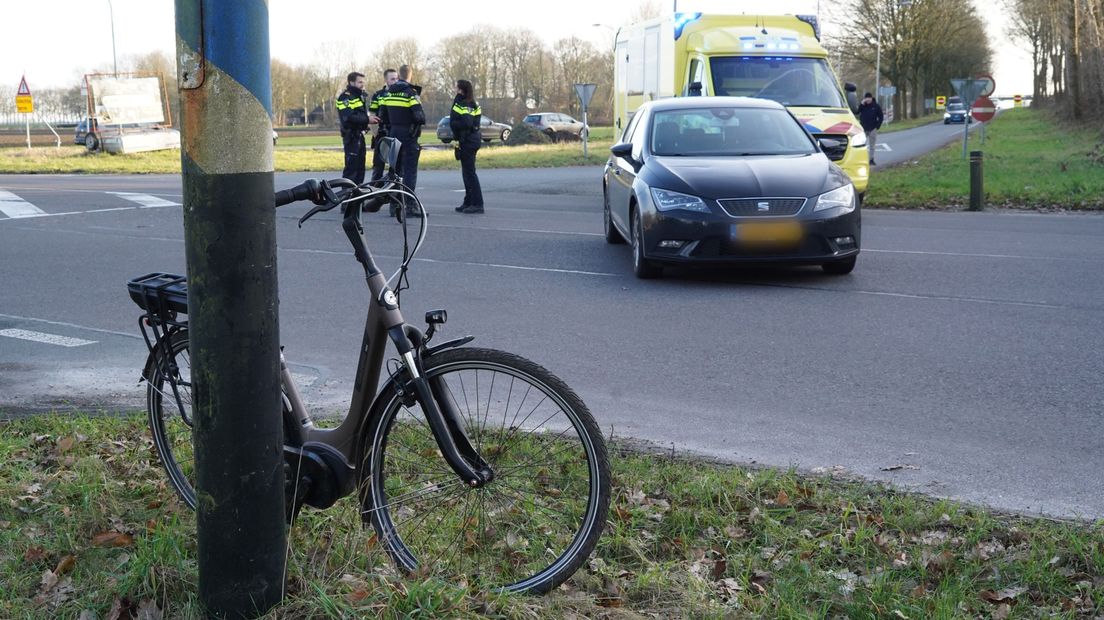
[844,82,859,114]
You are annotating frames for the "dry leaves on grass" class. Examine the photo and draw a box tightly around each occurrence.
[92,531,135,548]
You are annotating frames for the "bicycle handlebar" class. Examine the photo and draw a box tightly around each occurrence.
[274,178,325,208]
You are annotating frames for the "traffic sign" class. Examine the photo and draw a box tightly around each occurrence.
[1014,94,1023,107]
[16,76,33,114]
[971,96,996,122]
[936,95,946,109]
[950,79,987,107]
[974,74,996,97]
[574,83,597,109]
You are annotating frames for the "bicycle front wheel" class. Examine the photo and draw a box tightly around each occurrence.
[146,329,197,509]
[359,347,611,594]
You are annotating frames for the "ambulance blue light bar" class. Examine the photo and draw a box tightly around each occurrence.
[674,12,702,40]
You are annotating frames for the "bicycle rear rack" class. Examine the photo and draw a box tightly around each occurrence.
[128,273,190,414]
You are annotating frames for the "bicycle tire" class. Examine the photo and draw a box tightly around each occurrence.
[358,347,611,594]
[146,329,198,510]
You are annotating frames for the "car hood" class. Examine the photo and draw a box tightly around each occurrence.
[642,154,847,199]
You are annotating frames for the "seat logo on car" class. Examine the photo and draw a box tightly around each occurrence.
[757,201,771,212]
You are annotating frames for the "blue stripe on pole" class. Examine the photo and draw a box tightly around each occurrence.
[203,0,272,116]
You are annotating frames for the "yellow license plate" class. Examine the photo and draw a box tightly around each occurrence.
[735,221,803,244]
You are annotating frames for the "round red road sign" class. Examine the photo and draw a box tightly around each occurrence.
[972,96,996,122]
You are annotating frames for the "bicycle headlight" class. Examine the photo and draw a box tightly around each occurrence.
[814,184,856,213]
[650,188,710,213]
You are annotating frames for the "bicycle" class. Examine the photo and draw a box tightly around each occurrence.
[126,138,610,594]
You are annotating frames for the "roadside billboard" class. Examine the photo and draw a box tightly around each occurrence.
[85,75,169,125]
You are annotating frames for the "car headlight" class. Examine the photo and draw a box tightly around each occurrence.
[944,112,951,118]
[813,184,856,213]
[650,188,711,213]
[850,132,867,147]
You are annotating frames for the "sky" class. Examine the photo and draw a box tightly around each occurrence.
[0,0,1032,97]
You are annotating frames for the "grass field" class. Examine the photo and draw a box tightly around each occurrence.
[866,108,1104,210]
[2,413,1102,618]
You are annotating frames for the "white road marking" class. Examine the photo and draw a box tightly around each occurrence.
[107,192,181,208]
[0,328,97,347]
[876,143,893,151]
[0,313,138,339]
[0,189,48,218]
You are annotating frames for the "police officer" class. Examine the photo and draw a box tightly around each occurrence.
[379,64,425,216]
[336,71,370,184]
[450,79,484,214]
[368,68,398,182]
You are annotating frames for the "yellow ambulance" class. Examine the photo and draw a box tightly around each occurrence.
[614,13,869,194]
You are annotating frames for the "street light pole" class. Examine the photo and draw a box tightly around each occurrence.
[105,0,118,76]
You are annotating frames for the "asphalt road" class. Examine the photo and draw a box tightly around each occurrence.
[3,125,1102,520]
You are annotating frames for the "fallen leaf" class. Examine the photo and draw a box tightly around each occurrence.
[892,610,909,619]
[613,505,631,522]
[136,599,163,620]
[775,489,790,506]
[58,436,75,454]
[711,556,728,580]
[723,525,747,540]
[992,603,1011,619]
[39,569,58,593]
[924,550,954,574]
[55,555,77,575]
[23,546,46,563]
[980,587,1027,604]
[715,577,743,599]
[910,584,927,597]
[92,532,134,548]
[346,588,369,603]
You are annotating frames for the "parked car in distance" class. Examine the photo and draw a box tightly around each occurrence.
[602,97,860,279]
[521,113,589,142]
[74,118,99,148]
[943,103,973,124]
[435,116,512,143]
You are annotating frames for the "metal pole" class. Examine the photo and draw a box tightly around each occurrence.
[583,107,588,159]
[175,1,286,617]
[106,0,118,76]
[25,114,31,150]
[874,21,880,101]
[969,150,983,211]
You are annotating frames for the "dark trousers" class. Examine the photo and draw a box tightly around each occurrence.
[458,138,483,207]
[390,125,422,191]
[342,132,366,184]
[369,135,385,182]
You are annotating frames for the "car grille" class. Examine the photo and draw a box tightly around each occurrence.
[811,133,848,161]
[717,198,806,217]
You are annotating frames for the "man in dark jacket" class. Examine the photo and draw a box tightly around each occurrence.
[379,64,425,216]
[368,68,397,182]
[336,72,370,183]
[858,92,884,165]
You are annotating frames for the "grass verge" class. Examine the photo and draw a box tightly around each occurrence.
[2,412,1102,618]
[0,138,614,175]
[868,108,1104,210]
[880,113,942,134]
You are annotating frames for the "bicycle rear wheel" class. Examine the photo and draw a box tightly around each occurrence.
[146,329,197,509]
[358,347,610,594]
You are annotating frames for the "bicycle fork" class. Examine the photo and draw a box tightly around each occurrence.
[391,328,495,488]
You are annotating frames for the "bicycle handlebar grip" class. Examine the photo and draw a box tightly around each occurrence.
[274,179,322,207]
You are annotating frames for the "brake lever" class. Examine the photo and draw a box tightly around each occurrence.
[297,180,346,228]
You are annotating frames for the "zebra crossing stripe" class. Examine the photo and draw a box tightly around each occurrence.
[0,189,47,218]
[0,328,97,347]
[107,192,181,208]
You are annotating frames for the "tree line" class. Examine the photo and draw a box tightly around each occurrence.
[1005,0,1104,122]
[826,0,993,119]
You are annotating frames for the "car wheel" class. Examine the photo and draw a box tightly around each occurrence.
[822,256,857,275]
[943,120,949,125]
[85,134,100,151]
[500,129,511,142]
[441,138,452,144]
[603,185,625,245]
[546,129,557,143]
[631,209,660,279]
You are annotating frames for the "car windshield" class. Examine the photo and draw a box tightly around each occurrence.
[947,104,966,112]
[650,107,816,157]
[709,57,846,108]
[524,115,540,122]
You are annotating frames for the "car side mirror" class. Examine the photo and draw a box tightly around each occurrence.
[844,82,859,114]
[610,142,636,164]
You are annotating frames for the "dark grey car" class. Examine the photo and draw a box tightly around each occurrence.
[436,116,512,143]
[602,97,860,279]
